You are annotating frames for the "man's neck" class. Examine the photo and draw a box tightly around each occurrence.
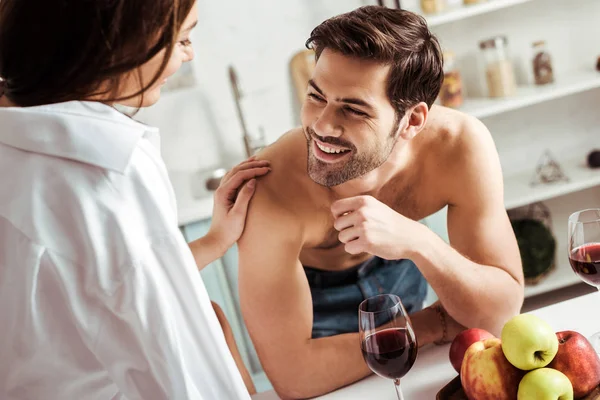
[327,143,413,199]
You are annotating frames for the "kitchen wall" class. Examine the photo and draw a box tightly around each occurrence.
[138,0,600,180]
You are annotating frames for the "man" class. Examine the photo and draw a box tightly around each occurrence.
[238,6,524,399]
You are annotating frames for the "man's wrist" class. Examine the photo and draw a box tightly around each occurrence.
[405,221,438,262]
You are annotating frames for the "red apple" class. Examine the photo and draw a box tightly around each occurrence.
[449,328,495,373]
[461,338,525,400]
[547,330,600,398]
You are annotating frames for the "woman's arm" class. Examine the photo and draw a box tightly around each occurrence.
[189,157,270,270]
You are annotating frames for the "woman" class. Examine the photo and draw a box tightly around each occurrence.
[0,1,267,399]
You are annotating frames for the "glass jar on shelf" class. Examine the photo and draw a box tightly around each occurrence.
[532,41,554,85]
[479,35,517,98]
[421,0,445,14]
[439,51,464,108]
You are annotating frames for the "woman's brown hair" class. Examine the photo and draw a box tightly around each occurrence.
[0,0,196,107]
[306,6,444,117]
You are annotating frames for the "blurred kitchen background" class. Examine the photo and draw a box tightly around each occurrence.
[136,0,600,393]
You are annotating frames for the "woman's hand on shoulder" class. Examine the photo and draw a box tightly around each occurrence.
[206,156,271,255]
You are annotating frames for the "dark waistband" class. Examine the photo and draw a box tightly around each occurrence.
[304,257,382,288]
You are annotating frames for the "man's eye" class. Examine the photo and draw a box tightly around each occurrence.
[308,93,325,102]
[345,107,367,117]
[178,39,192,47]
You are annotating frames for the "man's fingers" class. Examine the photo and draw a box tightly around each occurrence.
[338,227,360,244]
[333,213,355,232]
[344,239,364,255]
[331,195,369,218]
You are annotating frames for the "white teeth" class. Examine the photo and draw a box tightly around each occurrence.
[316,141,347,154]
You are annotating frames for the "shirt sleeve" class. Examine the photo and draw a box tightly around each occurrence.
[90,235,250,400]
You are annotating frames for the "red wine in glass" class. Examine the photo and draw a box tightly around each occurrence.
[569,243,600,287]
[361,328,417,380]
[568,209,600,353]
[359,294,417,400]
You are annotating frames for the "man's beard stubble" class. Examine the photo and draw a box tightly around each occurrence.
[305,125,399,187]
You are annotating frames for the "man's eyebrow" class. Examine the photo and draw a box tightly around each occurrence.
[308,79,324,96]
[308,79,374,111]
[339,97,374,110]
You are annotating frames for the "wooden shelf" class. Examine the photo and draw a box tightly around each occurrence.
[425,0,534,27]
[504,157,600,210]
[460,70,600,119]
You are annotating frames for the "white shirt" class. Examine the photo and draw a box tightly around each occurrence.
[0,101,250,400]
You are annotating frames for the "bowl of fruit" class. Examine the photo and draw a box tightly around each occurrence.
[438,314,600,400]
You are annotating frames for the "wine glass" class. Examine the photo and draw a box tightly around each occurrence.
[359,294,418,400]
[568,208,600,353]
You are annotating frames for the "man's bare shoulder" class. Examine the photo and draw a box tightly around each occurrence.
[252,128,318,211]
[424,106,503,205]
[426,105,492,149]
[420,105,497,172]
[241,128,315,242]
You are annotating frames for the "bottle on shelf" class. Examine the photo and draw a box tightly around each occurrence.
[420,0,445,14]
[439,51,464,108]
[479,35,517,98]
[532,41,555,86]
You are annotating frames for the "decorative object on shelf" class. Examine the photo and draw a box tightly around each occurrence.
[508,202,556,285]
[529,150,570,187]
[439,51,464,108]
[463,0,485,4]
[479,35,517,98]
[532,40,554,86]
[376,0,402,8]
[421,0,446,14]
[587,150,600,168]
[596,56,600,72]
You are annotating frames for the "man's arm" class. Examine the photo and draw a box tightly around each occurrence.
[414,117,524,334]
[238,193,372,399]
[331,117,523,337]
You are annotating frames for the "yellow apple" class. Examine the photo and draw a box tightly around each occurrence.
[501,314,559,370]
[517,368,573,400]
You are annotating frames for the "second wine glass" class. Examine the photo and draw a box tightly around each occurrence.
[359,294,418,400]
[568,208,600,353]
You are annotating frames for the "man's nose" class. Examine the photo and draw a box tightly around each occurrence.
[313,105,342,138]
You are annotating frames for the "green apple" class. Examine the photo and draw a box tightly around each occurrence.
[518,368,573,400]
[501,314,559,370]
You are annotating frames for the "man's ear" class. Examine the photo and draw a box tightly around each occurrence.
[399,102,428,140]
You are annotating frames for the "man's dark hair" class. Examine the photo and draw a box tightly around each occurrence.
[306,6,444,116]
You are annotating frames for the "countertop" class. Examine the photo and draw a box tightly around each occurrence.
[251,291,600,399]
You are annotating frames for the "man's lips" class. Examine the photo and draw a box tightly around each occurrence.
[312,137,352,154]
[312,139,352,163]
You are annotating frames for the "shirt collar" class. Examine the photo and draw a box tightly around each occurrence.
[0,101,159,174]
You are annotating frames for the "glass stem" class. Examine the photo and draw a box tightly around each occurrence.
[393,379,405,400]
